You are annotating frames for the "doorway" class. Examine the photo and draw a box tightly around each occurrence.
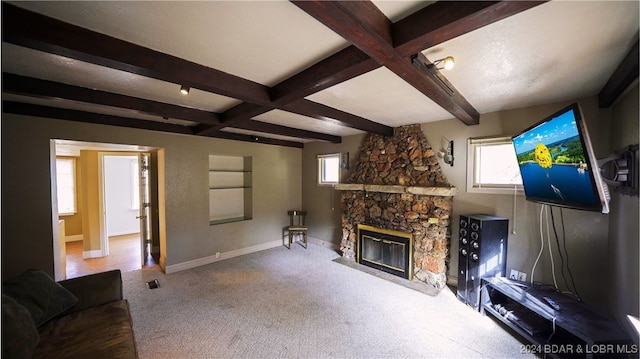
[53,140,161,279]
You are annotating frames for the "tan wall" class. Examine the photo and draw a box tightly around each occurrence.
[302,135,365,248]
[79,151,101,251]
[606,84,639,326]
[1,114,302,279]
[420,96,612,310]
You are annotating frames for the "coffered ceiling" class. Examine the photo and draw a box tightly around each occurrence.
[2,1,638,148]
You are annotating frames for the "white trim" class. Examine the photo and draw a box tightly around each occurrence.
[466,137,524,195]
[307,237,340,251]
[83,249,103,259]
[317,153,341,186]
[65,234,83,243]
[165,239,282,274]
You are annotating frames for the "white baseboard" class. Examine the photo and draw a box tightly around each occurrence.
[83,249,103,259]
[307,237,340,251]
[65,234,83,243]
[165,239,282,274]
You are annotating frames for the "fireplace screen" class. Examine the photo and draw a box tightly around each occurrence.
[357,224,413,280]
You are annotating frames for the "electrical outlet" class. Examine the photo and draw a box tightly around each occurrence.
[509,269,519,280]
[215,252,220,259]
[518,272,527,282]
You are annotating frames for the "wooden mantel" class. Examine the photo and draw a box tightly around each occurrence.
[334,183,457,197]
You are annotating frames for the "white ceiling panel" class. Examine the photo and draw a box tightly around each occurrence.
[3,1,638,147]
[10,1,350,86]
[307,67,453,126]
[422,1,640,114]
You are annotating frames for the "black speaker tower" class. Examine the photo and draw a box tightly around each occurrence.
[457,214,508,310]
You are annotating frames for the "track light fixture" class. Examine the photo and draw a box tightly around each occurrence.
[180,85,190,95]
[430,56,455,71]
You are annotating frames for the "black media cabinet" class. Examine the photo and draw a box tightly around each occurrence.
[481,277,636,359]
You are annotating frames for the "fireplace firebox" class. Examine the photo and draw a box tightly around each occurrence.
[357,224,413,280]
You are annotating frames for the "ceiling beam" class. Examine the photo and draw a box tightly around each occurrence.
[208,131,304,148]
[599,40,639,108]
[3,101,194,135]
[3,73,339,143]
[2,101,305,148]
[235,1,544,128]
[269,46,379,105]
[2,2,388,137]
[228,120,341,143]
[392,1,546,56]
[285,99,392,135]
[3,73,220,125]
[292,0,481,125]
[1,3,271,105]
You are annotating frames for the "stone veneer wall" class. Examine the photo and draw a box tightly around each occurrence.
[340,124,454,290]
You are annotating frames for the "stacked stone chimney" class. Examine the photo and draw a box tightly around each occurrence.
[337,124,455,290]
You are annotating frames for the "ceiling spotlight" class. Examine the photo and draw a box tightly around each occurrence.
[431,56,455,71]
[180,85,190,95]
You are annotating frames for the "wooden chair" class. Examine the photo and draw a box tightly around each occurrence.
[283,210,307,249]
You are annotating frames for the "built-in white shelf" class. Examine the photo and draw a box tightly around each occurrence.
[209,155,252,225]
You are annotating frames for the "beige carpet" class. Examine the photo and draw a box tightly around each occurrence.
[122,243,534,358]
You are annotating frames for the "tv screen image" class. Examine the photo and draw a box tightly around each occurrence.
[512,103,610,213]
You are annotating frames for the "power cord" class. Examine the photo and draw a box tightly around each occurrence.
[559,208,582,302]
[531,205,546,284]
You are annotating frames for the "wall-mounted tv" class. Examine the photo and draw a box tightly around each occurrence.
[512,103,610,213]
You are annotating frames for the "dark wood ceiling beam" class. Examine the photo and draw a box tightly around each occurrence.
[270,46,378,105]
[229,121,341,143]
[3,73,221,125]
[599,40,639,108]
[196,102,273,135]
[3,101,194,135]
[292,0,480,125]
[3,101,304,148]
[196,94,393,137]
[286,99,393,136]
[2,2,388,138]
[392,1,546,56]
[3,73,336,142]
[1,3,271,106]
[271,1,544,116]
[210,131,304,148]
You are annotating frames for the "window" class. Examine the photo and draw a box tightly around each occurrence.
[56,158,76,215]
[317,153,340,186]
[467,137,523,194]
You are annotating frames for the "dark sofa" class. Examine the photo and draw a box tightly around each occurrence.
[2,269,138,359]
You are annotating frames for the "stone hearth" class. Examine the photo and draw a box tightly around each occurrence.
[336,125,456,290]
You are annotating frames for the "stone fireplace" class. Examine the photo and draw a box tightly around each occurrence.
[336,125,456,290]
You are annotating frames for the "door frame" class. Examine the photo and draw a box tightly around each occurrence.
[51,140,163,279]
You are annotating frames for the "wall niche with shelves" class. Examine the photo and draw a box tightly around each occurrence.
[208,155,252,225]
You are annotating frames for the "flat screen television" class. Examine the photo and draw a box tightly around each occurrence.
[512,103,610,213]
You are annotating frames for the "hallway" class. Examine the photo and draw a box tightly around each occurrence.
[65,233,155,279]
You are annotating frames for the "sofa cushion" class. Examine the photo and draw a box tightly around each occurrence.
[3,269,78,327]
[2,294,40,359]
[33,300,138,359]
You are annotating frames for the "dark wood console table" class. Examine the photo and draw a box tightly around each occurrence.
[481,277,635,359]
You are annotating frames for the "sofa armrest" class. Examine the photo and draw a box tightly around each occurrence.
[58,270,123,314]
